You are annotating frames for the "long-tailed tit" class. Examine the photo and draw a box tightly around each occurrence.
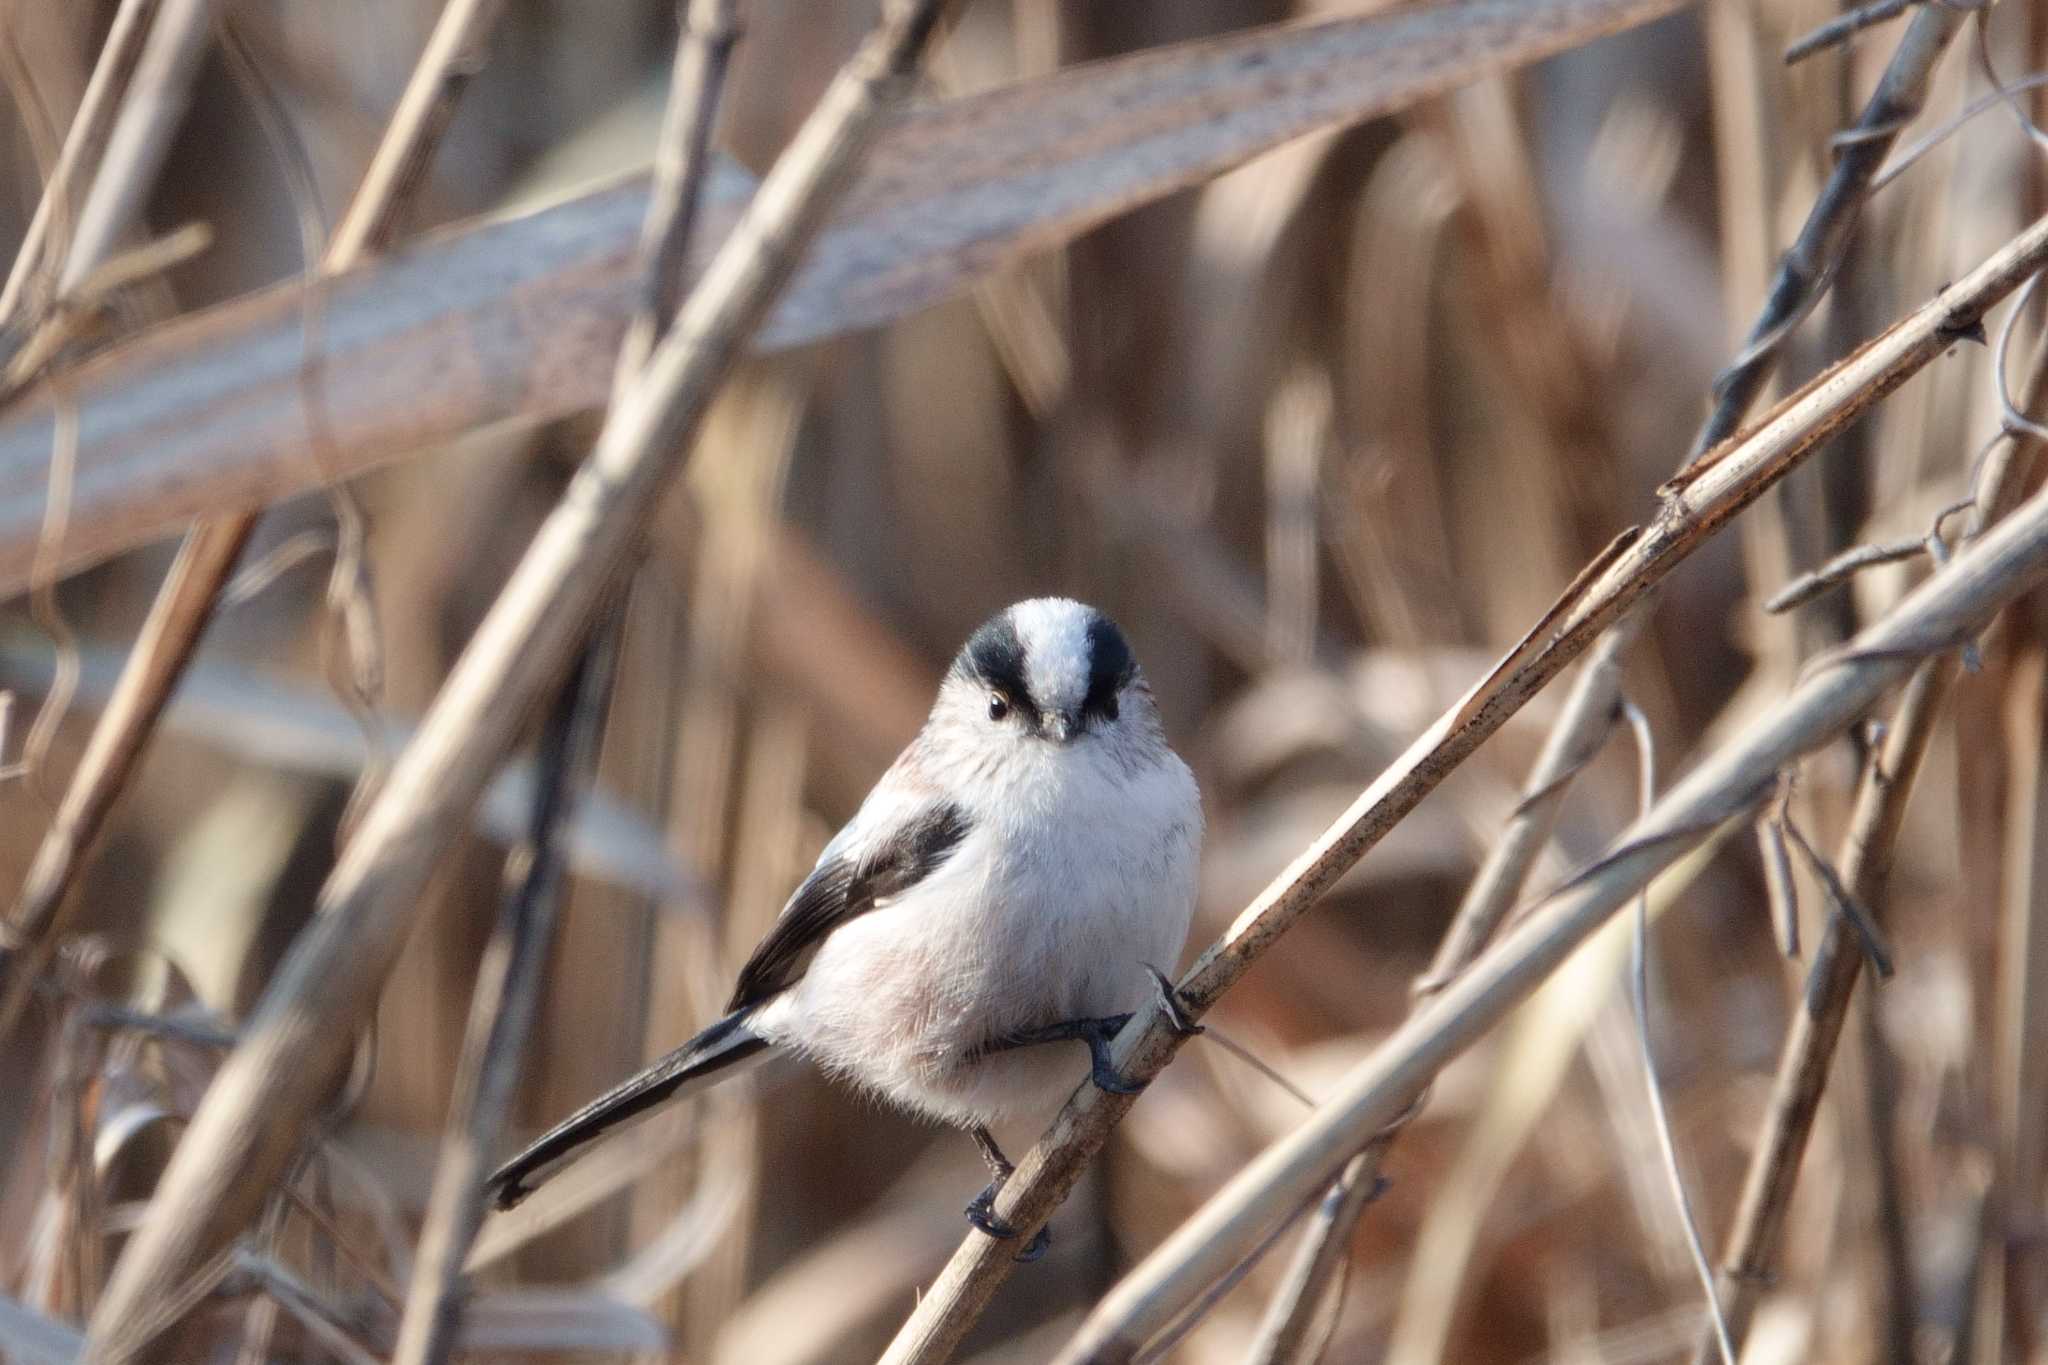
[488,598,1203,1255]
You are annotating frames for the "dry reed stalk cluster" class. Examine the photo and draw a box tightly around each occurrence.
[0,1,2044,1363]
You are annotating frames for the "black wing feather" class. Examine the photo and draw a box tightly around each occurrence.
[726,802,970,1011]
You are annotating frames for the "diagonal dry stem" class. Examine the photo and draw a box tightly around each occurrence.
[76,3,960,1360]
[1684,344,2048,1365]
[1149,13,1969,1349]
[388,6,738,1358]
[877,202,2048,1365]
[49,0,222,304]
[1050,389,2048,1365]
[0,0,512,1045]
[386,629,621,1365]
[0,0,160,331]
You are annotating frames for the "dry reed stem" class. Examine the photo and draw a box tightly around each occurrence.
[1244,1146,1386,1364]
[1697,1,1965,453]
[386,632,620,1365]
[1268,14,1972,1335]
[879,204,2048,1365]
[1443,0,1962,998]
[1051,11,1969,1342]
[0,0,1690,600]
[75,3,957,1359]
[1687,361,2048,1364]
[1050,375,2048,1365]
[51,0,221,302]
[0,0,512,1046]
[389,6,736,1356]
[0,0,160,330]
[1236,613,1639,1356]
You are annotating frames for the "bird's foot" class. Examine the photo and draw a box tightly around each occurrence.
[982,1013,1145,1094]
[964,1181,1051,1262]
[1144,964,1204,1038]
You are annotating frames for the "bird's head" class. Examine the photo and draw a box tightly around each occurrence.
[936,598,1156,760]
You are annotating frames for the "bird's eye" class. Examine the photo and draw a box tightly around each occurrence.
[987,692,1011,722]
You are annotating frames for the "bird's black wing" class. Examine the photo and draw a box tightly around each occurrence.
[726,802,970,1011]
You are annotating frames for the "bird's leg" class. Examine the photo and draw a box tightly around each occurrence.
[963,1125,1050,1262]
[979,970,1204,1096]
[981,1013,1142,1094]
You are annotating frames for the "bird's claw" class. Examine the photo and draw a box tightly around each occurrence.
[1079,1021,1146,1095]
[1143,964,1204,1038]
[965,1185,1051,1261]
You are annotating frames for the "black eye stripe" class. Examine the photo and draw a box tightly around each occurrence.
[954,613,1039,724]
[1081,613,1134,722]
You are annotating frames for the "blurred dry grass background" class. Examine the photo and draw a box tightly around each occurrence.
[0,0,2044,1361]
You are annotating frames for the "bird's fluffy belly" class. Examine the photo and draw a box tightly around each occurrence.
[768,778,1197,1127]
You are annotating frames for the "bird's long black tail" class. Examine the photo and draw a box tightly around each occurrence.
[489,1012,769,1209]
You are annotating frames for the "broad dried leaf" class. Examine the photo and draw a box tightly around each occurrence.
[0,0,1688,598]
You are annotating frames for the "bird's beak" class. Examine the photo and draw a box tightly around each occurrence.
[1043,709,1083,744]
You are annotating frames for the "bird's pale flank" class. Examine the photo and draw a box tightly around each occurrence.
[489,597,1203,1251]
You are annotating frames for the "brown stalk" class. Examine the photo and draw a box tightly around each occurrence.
[76,2,959,1360]
[1050,395,2048,1365]
[0,0,160,330]
[1237,612,1639,1360]
[1438,0,1962,1043]
[386,631,620,1365]
[0,0,1691,600]
[1227,12,1970,1342]
[387,4,737,1358]
[876,205,2048,1365]
[49,0,222,303]
[0,0,510,1044]
[1687,360,2048,1364]
[0,0,235,1034]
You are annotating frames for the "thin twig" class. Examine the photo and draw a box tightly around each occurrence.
[1783,0,1919,66]
[52,0,222,302]
[1618,698,1736,1365]
[0,0,160,330]
[0,0,512,1046]
[1244,1148,1387,1364]
[388,5,738,1357]
[1781,817,1896,977]
[387,628,622,1365]
[1684,314,2048,1365]
[878,206,2048,1365]
[78,4,959,1360]
[1755,787,1800,957]
[1050,437,2048,1365]
[1764,535,1930,613]
[1700,1,1965,452]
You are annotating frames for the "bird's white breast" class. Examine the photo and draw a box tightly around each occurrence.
[761,740,1201,1128]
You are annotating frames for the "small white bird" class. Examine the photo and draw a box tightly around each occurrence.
[490,598,1204,1254]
